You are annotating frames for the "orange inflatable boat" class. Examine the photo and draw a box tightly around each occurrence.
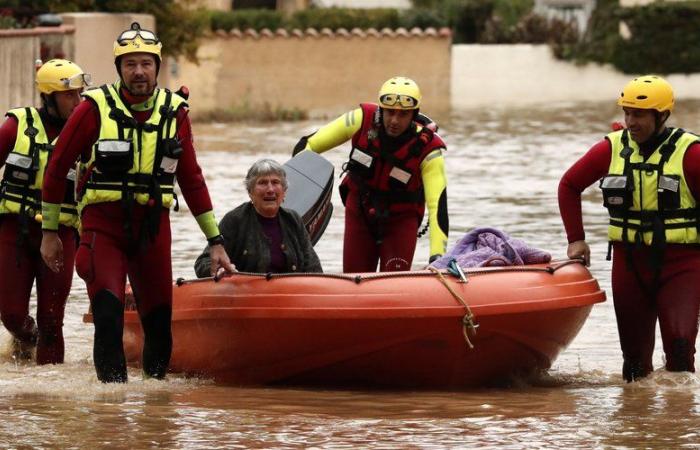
[85,260,605,388]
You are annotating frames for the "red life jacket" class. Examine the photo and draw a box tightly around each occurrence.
[342,103,445,216]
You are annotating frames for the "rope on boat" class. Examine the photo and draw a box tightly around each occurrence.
[177,260,585,286]
[428,266,478,349]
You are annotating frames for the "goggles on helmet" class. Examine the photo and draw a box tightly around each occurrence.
[62,72,91,90]
[379,93,419,109]
[117,26,159,45]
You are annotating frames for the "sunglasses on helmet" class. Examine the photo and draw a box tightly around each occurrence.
[62,73,91,89]
[379,93,418,108]
[117,23,159,45]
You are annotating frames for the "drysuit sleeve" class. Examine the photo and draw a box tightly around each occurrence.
[304,108,363,153]
[420,148,448,259]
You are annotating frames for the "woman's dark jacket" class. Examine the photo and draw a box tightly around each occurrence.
[194,202,322,277]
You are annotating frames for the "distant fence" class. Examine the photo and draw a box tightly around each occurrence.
[164,27,452,119]
[0,26,74,113]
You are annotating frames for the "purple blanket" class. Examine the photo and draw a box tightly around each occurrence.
[431,227,551,269]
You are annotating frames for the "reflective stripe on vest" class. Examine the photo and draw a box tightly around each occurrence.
[0,107,78,228]
[79,84,186,212]
[605,128,700,245]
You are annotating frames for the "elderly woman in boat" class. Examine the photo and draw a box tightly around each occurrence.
[194,158,322,277]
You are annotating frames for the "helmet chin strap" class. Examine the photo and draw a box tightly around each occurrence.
[654,110,670,135]
[41,93,60,119]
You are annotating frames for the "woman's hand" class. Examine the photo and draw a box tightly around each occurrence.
[209,243,236,277]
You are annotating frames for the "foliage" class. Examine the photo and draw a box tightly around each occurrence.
[398,7,445,30]
[613,2,700,74]
[289,7,401,30]
[0,8,18,29]
[561,0,700,75]
[492,0,533,30]
[410,0,536,43]
[557,0,619,64]
[208,7,414,32]
[209,9,283,32]
[207,1,536,42]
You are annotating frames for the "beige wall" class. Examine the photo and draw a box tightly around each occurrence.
[60,12,155,87]
[184,0,232,10]
[276,0,310,13]
[0,35,39,113]
[165,28,452,118]
[451,44,700,108]
[0,27,75,113]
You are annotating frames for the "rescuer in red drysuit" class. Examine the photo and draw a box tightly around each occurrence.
[40,23,234,382]
[0,59,90,364]
[559,75,700,382]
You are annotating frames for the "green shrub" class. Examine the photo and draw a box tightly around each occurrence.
[208,7,404,32]
[209,9,284,32]
[399,8,446,30]
[0,14,18,29]
[410,0,534,43]
[289,7,400,30]
[559,0,619,65]
[614,2,700,74]
[492,0,534,30]
[561,0,700,74]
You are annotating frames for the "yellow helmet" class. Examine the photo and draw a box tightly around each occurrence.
[378,76,421,110]
[35,59,91,95]
[617,75,674,112]
[113,22,162,62]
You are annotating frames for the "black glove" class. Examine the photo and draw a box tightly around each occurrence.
[292,136,308,156]
[429,254,442,264]
[292,132,316,156]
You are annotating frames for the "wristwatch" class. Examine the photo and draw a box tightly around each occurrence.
[208,235,225,247]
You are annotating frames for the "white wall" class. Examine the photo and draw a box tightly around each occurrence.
[451,44,700,109]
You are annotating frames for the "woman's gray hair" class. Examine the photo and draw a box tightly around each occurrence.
[245,158,288,193]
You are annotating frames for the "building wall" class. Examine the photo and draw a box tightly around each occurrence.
[165,28,452,118]
[60,12,155,87]
[276,0,310,13]
[185,0,232,10]
[451,44,700,109]
[0,26,75,113]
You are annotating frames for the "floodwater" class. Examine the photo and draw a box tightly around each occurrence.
[1,101,700,448]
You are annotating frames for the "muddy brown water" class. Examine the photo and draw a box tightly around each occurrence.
[1,101,699,448]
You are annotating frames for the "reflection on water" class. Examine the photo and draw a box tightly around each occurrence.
[1,101,699,448]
